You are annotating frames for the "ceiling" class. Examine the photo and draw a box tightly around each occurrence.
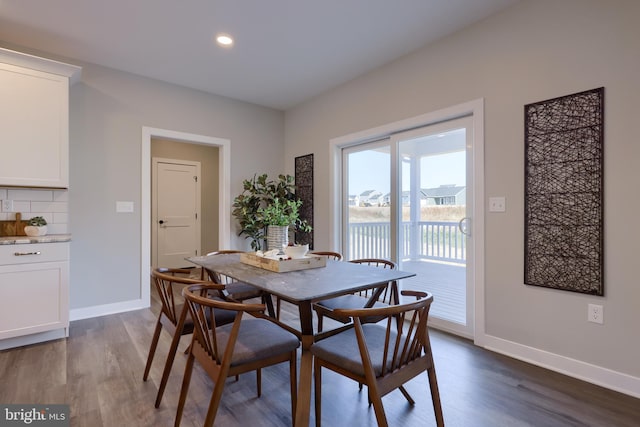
[0,0,520,110]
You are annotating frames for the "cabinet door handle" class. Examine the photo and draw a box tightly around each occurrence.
[14,251,42,256]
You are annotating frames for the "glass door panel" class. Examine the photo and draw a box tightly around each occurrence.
[343,140,391,260]
[394,117,472,337]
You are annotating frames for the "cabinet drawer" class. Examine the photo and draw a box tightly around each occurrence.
[0,242,69,265]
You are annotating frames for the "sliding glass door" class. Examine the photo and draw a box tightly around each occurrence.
[342,116,474,337]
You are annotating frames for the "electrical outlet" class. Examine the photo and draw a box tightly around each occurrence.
[588,304,603,324]
[2,200,13,212]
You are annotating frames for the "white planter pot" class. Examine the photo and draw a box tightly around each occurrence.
[24,225,47,237]
[267,225,288,251]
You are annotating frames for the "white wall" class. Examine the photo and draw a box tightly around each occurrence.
[284,0,640,395]
[67,61,284,312]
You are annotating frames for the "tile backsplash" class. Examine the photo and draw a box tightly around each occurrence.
[0,188,69,235]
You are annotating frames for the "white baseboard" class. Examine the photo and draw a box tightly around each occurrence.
[70,298,149,321]
[1,300,148,350]
[482,334,640,399]
[0,329,67,351]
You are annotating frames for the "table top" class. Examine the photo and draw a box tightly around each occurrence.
[187,253,415,303]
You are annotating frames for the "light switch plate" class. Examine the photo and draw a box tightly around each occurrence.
[489,197,506,212]
[116,201,134,213]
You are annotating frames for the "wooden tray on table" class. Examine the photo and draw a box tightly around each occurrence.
[240,252,326,273]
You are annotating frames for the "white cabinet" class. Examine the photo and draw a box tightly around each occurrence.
[0,48,81,188]
[0,242,69,346]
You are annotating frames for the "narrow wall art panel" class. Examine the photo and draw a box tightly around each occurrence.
[524,87,604,295]
[295,154,314,248]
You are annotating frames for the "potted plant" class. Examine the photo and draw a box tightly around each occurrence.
[24,216,48,237]
[259,198,305,250]
[232,173,311,251]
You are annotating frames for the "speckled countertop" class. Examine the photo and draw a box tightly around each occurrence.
[0,234,71,245]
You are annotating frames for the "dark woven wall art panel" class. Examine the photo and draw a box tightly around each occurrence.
[524,87,604,295]
[295,154,314,248]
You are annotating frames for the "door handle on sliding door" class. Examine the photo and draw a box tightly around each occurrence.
[458,217,471,236]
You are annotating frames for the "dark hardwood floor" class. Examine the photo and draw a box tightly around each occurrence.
[1,287,639,426]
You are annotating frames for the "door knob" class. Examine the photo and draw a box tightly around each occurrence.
[159,220,165,225]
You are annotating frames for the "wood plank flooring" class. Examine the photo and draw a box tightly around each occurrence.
[1,291,639,426]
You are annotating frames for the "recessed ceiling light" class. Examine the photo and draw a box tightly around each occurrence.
[216,33,234,47]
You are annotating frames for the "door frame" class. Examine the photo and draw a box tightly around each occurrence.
[141,127,230,307]
[329,99,485,344]
[151,157,202,268]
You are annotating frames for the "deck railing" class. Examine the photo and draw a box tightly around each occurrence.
[348,221,466,263]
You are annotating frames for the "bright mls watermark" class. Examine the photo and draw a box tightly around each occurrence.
[0,405,69,426]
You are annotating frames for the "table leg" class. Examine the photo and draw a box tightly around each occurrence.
[295,301,314,427]
[262,293,276,318]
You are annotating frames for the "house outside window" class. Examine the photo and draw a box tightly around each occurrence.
[422,185,466,206]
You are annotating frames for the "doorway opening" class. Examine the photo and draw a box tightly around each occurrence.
[141,127,231,307]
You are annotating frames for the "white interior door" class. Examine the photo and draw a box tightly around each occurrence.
[152,158,201,268]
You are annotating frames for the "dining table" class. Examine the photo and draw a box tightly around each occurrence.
[186,252,416,427]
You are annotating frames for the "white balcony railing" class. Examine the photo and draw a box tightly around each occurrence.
[348,221,466,263]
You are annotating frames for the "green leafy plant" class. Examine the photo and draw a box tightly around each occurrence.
[232,173,311,250]
[258,198,303,227]
[28,216,47,227]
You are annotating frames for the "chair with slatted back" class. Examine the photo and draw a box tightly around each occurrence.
[144,268,236,408]
[309,251,343,261]
[313,258,398,332]
[175,284,300,427]
[311,290,444,427]
[275,250,344,320]
[201,250,276,317]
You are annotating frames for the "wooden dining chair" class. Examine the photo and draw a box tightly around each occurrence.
[202,250,276,317]
[175,284,300,427]
[311,290,444,427]
[313,258,398,332]
[275,250,344,320]
[309,250,343,261]
[143,268,236,408]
